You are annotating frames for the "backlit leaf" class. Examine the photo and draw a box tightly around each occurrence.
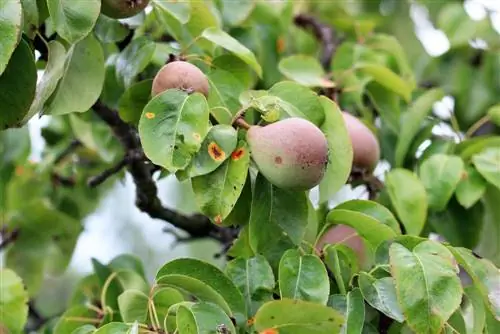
[279,55,334,87]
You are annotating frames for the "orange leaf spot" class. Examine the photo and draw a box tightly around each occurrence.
[145,112,155,119]
[15,166,24,176]
[276,37,285,54]
[231,148,245,161]
[260,329,279,334]
[208,142,225,161]
[247,317,255,326]
[214,215,222,225]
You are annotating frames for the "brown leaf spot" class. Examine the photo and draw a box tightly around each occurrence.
[208,142,225,161]
[145,112,155,119]
[276,37,285,54]
[192,132,201,141]
[461,171,468,180]
[260,329,279,334]
[15,166,24,176]
[246,317,255,326]
[231,148,245,161]
[214,215,223,225]
[274,156,282,164]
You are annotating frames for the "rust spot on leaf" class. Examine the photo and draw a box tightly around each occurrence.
[461,171,468,180]
[214,215,222,225]
[231,148,245,161]
[145,112,155,119]
[276,37,285,53]
[260,329,279,334]
[246,318,255,326]
[15,166,24,176]
[274,156,282,164]
[193,132,201,141]
[208,142,225,161]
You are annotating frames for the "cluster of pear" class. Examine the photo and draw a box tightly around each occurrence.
[100,0,150,19]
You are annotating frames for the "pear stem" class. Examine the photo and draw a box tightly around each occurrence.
[234,118,251,130]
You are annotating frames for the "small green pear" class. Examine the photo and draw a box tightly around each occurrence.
[247,117,328,191]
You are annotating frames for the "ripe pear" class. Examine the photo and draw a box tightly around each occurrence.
[152,61,210,98]
[101,0,149,19]
[316,224,366,264]
[342,112,380,170]
[247,117,328,191]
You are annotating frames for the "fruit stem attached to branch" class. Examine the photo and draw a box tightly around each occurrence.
[234,118,251,130]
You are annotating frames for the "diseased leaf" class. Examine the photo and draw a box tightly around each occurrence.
[385,168,428,236]
[118,79,153,126]
[138,90,210,173]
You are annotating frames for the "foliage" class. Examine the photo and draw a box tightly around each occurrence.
[1,0,500,333]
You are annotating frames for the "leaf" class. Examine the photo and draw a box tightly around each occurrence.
[324,209,397,252]
[356,63,412,102]
[155,258,247,325]
[323,244,360,294]
[464,286,486,334]
[44,34,105,116]
[249,173,308,267]
[473,147,500,191]
[278,55,334,88]
[488,104,500,126]
[268,81,325,126]
[385,168,428,236]
[334,199,402,235]
[395,88,445,167]
[448,247,500,320]
[191,140,249,223]
[108,254,147,280]
[389,241,463,334]
[47,0,100,44]
[201,27,262,77]
[117,290,148,323]
[278,249,330,305]
[151,287,185,326]
[456,136,500,161]
[219,0,255,26]
[0,38,36,130]
[225,255,275,316]
[476,186,500,266]
[115,37,156,88]
[138,89,210,173]
[342,288,365,334]
[153,0,190,24]
[358,272,404,323]
[254,299,344,333]
[176,302,237,334]
[419,154,464,211]
[94,323,133,334]
[54,306,100,334]
[118,79,153,126]
[94,14,130,43]
[223,173,252,227]
[206,68,245,124]
[456,165,487,209]
[317,96,353,202]
[71,325,97,334]
[22,41,66,124]
[0,0,22,75]
[212,54,254,89]
[0,268,28,333]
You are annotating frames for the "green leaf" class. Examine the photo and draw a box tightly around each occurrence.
[54,306,100,334]
[212,54,254,89]
[385,168,428,236]
[278,55,334,88]
[206,68,245,124]
[464,286,486,334]
[457,136,500,161]
[487,104,500,126]
[324,209,397,252]
[278,249,330,305]
[219,0,255,26]
[342,288,365,334]
[47,0,100,44]
[448,247,500,320]
[108,254,147,280]
[323,244,360,295]
[395,88,445,167]
[94,323,133,334]
[0,0,22,75]
[191,139,249,223]
[115,37,156,88]
[476,186,500,266]
[225,255,275,316]
[456,165,487,209]
[317,96,353,202]
[389,241,463,334]
[118,290,149,323]
[254,299,344,333]
[22,41,66,124]
[94,14,130,43]
[151,287,185,326]
[118,79,153,126]
[201,27,262,77]
[0,268,28,333]
[334,200,402,235]
[176,302,237,334]
[419,154,464,211]
[473,147,500,191]
[356,63,412,102]
[227,225,254,259]
[71,325,97,334]
[153,0,190,24]
[268,81,325,127]
[139,89,210,173]
[249,173,308,267]
[44,34,105,116]
[0,38,36,129]
[358,272,404,323]
[223,173,252,227]
[155,258,247,325]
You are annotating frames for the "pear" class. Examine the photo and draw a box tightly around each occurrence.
[342,112,380,170]
[247,117,328,191]
[101,0,150,19]
[152,61,210,98]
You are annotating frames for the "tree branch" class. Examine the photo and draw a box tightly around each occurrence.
[54,139,81,165]
[87,156,129,188]
[91,101,234,243]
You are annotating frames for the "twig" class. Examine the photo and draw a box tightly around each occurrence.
[91,101,234,243]
[87,156,129,188]
[54,139,81,165]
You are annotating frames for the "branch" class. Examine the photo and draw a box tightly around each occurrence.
[294,14,337,70]
[54,139,81,165]
[91,101,234,243]
[87,156,129,188]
